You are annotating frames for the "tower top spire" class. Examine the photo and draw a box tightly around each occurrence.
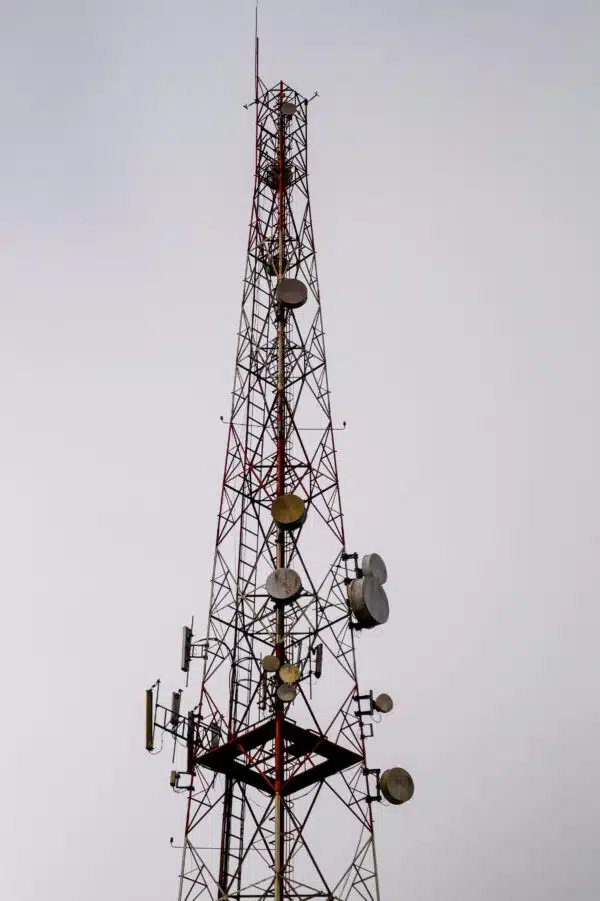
[254,2,259,101]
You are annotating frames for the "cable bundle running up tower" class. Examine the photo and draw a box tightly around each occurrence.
[146,70,414,901]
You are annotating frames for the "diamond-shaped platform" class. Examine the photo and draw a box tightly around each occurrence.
[195,718,363,796]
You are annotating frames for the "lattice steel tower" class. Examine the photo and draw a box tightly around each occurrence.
[146,66,414,901]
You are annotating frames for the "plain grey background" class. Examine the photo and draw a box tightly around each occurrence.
[2,1,600,899]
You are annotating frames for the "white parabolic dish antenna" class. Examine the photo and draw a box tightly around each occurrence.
[281,101,297,117]
[266,568,302,602]
[277,683,297,703]
[361,553,388,585]
[348,576,389,628]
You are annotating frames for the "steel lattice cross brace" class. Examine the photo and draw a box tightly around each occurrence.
[147,77,413,901]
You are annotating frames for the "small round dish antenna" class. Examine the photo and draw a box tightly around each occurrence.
[277,683,297,703]
[279,663,301,684]
[374,693,394,714]
[361,553,388,585]
[348,577,389,628]
[271,494,307,531]
[379,768,414,805]
[281,102,297,118]
[263,655,281,673]
[266,568,302,602]
[276,278,307,309]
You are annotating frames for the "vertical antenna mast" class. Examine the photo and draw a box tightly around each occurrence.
[147,48,415,901]
[255,3,259,102]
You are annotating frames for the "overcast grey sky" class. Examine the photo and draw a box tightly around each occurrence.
[2,1,600,899]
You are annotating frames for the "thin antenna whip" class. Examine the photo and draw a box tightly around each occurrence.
[255,2,259,101]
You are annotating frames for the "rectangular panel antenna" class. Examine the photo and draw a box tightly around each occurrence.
[186,711,195,774]
[314,643,323,679]
[170,690,182,726]
[181,626,192,672]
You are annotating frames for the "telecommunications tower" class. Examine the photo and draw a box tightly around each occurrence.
[146,58,414,901]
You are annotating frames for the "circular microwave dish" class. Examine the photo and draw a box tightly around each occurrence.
[380,768,414,805]
[271,494,307,531]
[276,278,308,309]
[279,663,301,684]
[374,693,394,714]
[263,655,281,673]
[266,568,302,602]
[348,576,389,628]
[277,683,297,703]
[361,553,388,585]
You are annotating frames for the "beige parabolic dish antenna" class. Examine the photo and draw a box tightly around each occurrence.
[348,576,389,628]
[277,683,297,703]
[279,663,301,684]
[271,494,307,531]
[374,693,394,714]
[281,101,297,118]
[276,278,308,310]
[262,655,281,673]
[361,553,388,585]
[266,568,302,602]
[379,768,414,805]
